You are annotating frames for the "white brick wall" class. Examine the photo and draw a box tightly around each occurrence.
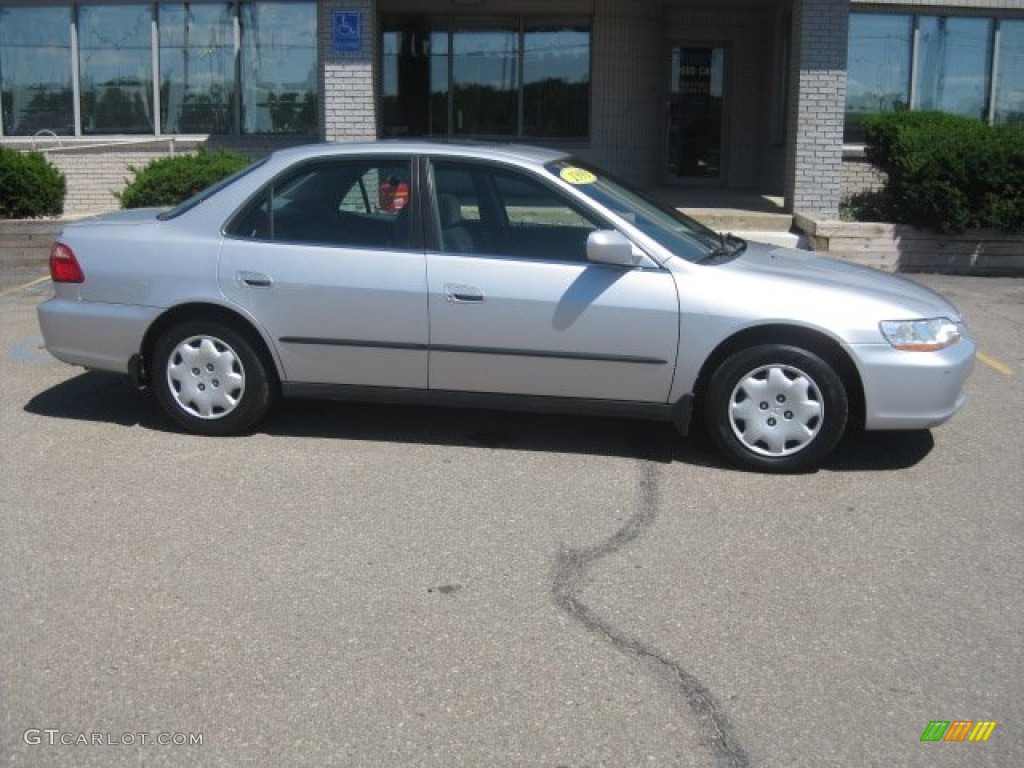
[786,0,849,217]
[319,0,377,142]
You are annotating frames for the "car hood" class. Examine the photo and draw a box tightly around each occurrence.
[722,241,963,321]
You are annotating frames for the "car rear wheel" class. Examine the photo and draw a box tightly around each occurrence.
[704,344,848,472]
[153,321,273,435]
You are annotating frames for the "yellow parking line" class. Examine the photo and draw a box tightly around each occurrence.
[0,275,50,299]
[977,350,1013,376]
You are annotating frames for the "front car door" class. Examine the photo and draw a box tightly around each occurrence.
[425,158,679,403]
[219,156,428,387]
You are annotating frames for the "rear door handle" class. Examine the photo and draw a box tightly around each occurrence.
[237,270,273,288]
[444,283,484,303]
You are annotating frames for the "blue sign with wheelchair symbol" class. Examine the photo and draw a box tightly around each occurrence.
[333,11,361,53]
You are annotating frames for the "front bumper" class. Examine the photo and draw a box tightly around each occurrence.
[851,335,976,430]
[38,297,161,374]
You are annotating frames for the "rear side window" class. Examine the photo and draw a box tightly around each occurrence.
[226,158,415,250]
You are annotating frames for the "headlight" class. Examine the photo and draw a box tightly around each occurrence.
[879,318,961,351]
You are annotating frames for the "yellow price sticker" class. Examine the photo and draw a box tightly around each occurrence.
[559,167,597,185]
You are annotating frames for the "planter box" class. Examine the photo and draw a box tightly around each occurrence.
[794,214,1024,275]
[0,220,63,266]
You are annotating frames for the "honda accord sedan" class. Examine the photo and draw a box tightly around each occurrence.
[38,141,974,472]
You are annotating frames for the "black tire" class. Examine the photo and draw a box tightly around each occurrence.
[704,344,848,472]
[152,320,273,435]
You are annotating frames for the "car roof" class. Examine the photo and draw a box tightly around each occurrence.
[265,140,571,168]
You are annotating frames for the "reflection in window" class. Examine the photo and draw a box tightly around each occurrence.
[915,16,992,120]
[382,18,591,140]
[0,5,74,135]
[79,4,154,133]
[995,21,1024,124]
[159,2,235,134]
[845,13,912,143]
[523,26,589,138]
[240,1,316,133]
[452,28,518,136]
[381,26,448,136]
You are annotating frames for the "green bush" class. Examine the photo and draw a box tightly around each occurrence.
[0,147,66,219]
[119,149,250,208]
[862,111,1024,233]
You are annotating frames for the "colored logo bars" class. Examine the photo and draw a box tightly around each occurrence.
[921,721,997,742]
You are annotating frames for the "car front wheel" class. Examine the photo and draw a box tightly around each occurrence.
[153,321,273,435]
[704,344,848,472]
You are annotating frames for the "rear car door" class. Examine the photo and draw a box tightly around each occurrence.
[425,158,679,402]
[219,156,428,387]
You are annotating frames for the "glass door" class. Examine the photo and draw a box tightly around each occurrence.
[667,46,725,180]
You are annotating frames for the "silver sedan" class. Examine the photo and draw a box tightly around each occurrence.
[38,141,974,472]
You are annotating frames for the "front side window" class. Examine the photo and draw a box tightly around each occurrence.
[0,4,74,136]
[432,160,601,261]
[228,159,414,249]
[845,13,912,143]
[159,1,235,134]
[79,3,155,133]
[914,16,992,120]
[544,158,719,263]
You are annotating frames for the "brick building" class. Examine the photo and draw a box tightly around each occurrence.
[1,0,1022,216]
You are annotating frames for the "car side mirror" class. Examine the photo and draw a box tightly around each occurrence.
[586,230,642,267]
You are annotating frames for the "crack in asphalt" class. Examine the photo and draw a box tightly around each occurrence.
[552,461,750,768]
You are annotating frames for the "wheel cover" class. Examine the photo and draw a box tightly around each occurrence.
[727,363,823,457]
[166,335,245,420]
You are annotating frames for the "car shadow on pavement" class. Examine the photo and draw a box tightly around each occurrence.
[25,371,936,472]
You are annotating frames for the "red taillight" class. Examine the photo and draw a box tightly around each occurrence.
[50,242,85,283]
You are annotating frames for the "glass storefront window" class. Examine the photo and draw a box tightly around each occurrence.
[914,16,992,120]
[79,3,154,133]
[523,25,589,138]
[159,1,235,134]
[995,21,1024,124]
[452,27,518,136]
[381,25,448,137]
[240,0,316,134]
[382,18,590,140]
[845,13,912,143]
[0,5,74,136]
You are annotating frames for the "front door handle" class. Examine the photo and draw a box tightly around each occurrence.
[444,283,484,303]
[237,270,273,288]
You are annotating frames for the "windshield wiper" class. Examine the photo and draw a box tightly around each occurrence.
[698,232,747,264]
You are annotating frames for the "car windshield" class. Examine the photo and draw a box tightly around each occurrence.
[544,159,723,262]
[157,158,267,221]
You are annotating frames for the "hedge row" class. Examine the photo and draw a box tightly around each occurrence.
[119,149,250,208]
[0,147,66,219]
[861,111,1024,234]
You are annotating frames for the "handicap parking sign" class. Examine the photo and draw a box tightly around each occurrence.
[333,11,361,53]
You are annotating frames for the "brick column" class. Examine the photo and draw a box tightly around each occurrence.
[785,0,848,217]
[319,0,377,142]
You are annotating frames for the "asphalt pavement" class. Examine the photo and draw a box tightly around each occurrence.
[1,271,1021,767]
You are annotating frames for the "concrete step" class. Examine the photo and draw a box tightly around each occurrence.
[682,209,794,233]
